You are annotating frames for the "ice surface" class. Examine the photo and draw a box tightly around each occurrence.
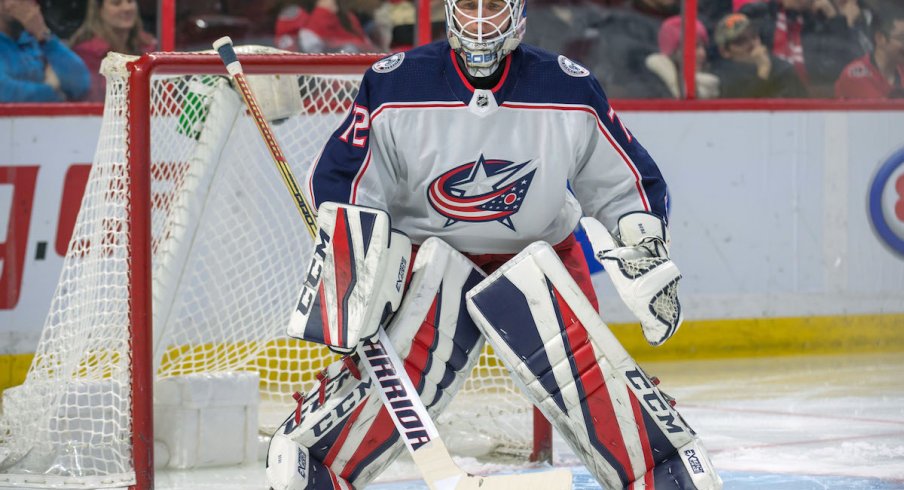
[4,353,900,489]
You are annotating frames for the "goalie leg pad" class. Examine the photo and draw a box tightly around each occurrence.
[465,241,720,489]
[388,237,487,409]
[288,202,412,352]
[266,434,352,490]
[272,237,485,488]
[630,439,723,490]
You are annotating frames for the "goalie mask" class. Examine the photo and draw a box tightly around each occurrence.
[445,0,526,77]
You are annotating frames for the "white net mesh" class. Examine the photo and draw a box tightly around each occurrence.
[0,50,537,488]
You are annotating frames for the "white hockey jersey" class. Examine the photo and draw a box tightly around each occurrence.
[306,42,669,254]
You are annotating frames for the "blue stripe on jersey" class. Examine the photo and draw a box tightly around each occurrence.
[309,43,458,209]
[470,275,568,413]
[509,45,669,221]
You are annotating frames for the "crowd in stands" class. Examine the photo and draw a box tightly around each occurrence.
[1,0,153,102]
[1,0,902,102]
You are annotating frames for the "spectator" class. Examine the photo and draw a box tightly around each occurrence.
[274,0,376,53]
[355,0,393,51]
[383,0,445,51]
[699,0,734,30]
[644,15,720,98]
[523,0,610,63]
[835,6,904,98]
[711,12,807,97]
[836,0,876,56]
[69,0,157,102]
[628,0,679,21]
[568,0,677,97]
[740,0,860,96]
[0,0,89,102]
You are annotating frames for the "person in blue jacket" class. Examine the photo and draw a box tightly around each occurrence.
[0,0,89,102]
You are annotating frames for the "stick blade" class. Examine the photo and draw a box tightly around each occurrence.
[412,440,572,490]
[450,468,573,490]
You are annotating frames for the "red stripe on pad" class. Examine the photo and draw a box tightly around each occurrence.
[338,404,398,480]
[323,395,370,467]
[331,208,353,347]
[553,287,635,481]
[404,294,440,389]
[319,282,330,345]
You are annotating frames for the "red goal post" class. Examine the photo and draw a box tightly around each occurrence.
[126,51,387,489]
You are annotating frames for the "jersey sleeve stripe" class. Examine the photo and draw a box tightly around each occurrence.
[371,101,466,122]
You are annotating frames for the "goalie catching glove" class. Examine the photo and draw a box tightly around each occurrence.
[287,203,411,353]
[581,212,683,346]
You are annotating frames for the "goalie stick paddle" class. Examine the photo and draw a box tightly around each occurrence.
[212,37,572,490]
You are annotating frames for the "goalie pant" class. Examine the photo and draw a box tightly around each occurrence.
[267,235,593,490]
[466,241,722,489]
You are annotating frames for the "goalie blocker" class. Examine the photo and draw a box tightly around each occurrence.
[466,242,721,489]
[288,203,412,352]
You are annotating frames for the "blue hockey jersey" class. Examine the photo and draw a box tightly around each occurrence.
[305,41,669,254]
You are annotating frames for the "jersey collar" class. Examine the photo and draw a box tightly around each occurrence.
[443,45,519,105]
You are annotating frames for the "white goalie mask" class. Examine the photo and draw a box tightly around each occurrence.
[445,0,526,77]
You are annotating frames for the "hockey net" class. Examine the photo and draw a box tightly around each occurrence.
[0,49,548,489]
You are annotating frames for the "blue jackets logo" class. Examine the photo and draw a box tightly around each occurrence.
[427,154,536,230]
[868,147,904,258]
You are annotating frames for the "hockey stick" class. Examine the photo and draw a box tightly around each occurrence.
[212,37,572,490]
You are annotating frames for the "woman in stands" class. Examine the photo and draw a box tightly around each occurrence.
[69,0,156,102]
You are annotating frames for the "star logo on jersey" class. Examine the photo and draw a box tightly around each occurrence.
[427,155,536,230]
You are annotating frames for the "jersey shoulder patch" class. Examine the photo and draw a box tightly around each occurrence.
[557,55,590,78]
[373,52,405,74]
